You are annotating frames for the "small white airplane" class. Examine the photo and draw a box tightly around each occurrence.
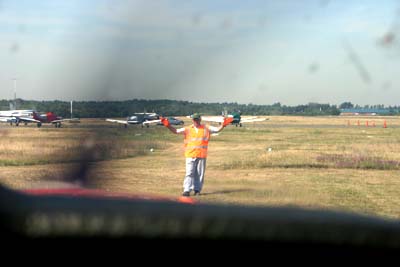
[0,100,79,127]
[17,111,70,127]
[190,112,268,127]
[3,111,73,128]
[106,113,160,128]
[0,109,35,125]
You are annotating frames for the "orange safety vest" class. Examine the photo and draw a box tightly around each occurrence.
[184,125,210,158]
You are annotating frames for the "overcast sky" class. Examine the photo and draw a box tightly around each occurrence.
[1,0,400,106]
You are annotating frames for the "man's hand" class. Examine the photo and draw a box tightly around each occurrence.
[222,117,233,127]
[160,117,170,127]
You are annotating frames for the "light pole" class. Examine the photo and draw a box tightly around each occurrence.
[12,78,17,110]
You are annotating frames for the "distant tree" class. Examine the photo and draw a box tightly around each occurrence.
[2,98,387,117]
[339,102,354,109]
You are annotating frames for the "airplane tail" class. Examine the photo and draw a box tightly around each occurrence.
[9,102,15,110]
[46,112,59,122]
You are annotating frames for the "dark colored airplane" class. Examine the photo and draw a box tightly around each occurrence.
[9,111,71,128]
[106,112,160,128]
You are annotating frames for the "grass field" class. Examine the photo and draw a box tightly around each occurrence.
[1,116,400,220]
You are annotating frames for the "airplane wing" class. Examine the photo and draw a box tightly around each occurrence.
[53,118,80,123]
[188,115,268,124]
[142,119,161,125]
[106,119,129,125]
[240,117,268,123]
[0,117,14,122]
[51,118,78,124]
[106,118,154,125]
[16,116,41,123]
[201,116,225,123]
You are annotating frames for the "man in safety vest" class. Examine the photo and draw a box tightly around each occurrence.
[160,113,233,197]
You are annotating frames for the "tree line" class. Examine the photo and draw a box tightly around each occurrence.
[0,99,399,118]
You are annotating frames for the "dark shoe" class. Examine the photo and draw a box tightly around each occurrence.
[182,191,190,197]
[194,190,200,196]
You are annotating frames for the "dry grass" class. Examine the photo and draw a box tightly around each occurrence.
[1,116,400,219]
[0,122,169,165]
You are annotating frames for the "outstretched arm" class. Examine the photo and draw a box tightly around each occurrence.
[214,124,225,133]
[215,117,234,132]
[166,124,179,134]
[209,117,233,133]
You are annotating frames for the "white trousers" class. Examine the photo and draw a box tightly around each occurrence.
[183,158,207,193]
